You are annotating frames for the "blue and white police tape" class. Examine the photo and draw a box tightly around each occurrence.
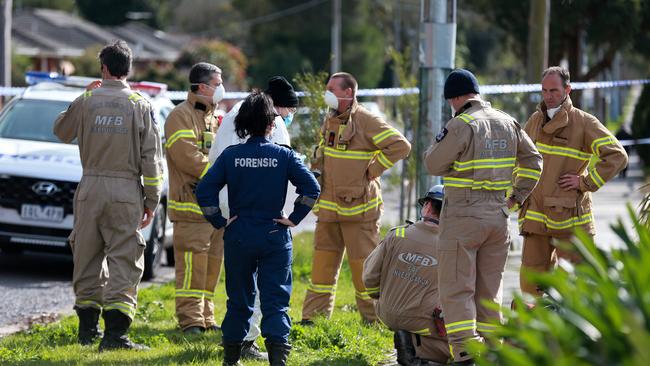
[1,78,648,101]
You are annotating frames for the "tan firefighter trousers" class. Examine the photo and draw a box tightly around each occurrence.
[438,208,510,361]
[71,176,145,319]
[301,220,380,322]
[173,221,224,330]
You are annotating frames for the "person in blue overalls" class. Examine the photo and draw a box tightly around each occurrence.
[196,90,320,366]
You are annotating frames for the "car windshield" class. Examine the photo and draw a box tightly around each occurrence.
[0,99,72,143]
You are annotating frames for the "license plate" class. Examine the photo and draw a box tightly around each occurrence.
[20,204,64,223]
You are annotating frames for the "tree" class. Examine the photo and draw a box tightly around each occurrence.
[175,39,249,90]
[75,0,165,27]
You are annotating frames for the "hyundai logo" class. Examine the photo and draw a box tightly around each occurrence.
[32,181,60,196]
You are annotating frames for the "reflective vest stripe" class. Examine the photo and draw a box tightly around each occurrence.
[457,114,476,124]
[323,147,378,160]
[104,302,136,318]
[128,93,143,102]
[519,210,593,230]
[143,174,164,187]
[452,157,516,171]
[372,128,400,144]
[308,283,336,294]
[199,163,210,179]
[445,319,476,334]
[377,151,394,169]
[590,135,617,156]
[395,227,406,238]
[175,289,205,299]
[315,196,383,216]
[477,322,497,333]
[165,129,196,149]
[355,290,373,300]
[365,286,379,294]
[445,177,512,191]
[412,328,432,336]
[589,168,605,188]
[169,200,203,215]
[75,299,102,309]
[536,142,592,161]
[183,251,193,289]
[513,167,542,181]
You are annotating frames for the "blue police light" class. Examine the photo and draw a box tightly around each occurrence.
[25,71,97,87]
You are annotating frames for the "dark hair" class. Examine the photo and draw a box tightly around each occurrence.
[542,66,570,87]
[235,90,275,139]
[98,40,132,78]
[423,198,442,216]
[189,62,222,93]
[330,72,358,96]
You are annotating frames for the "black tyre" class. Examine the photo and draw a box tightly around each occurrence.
[143,204,166,281]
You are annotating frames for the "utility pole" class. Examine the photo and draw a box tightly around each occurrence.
[331,0,341,74]
[525,0,549,117]
[0,0,11,91]
[415,0,456,200]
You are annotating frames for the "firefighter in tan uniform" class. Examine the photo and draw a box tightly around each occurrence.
[518,66,628,295]
[53,40,163,351]
[301,72,411,323]
[165,62,225,334]
[363,185,451,366]
[424,69,543,363]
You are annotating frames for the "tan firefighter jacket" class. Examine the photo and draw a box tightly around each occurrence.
[165,92,219,222]
[425,97,543,215]
[311,101,411,222]
[363,221,441,327]
[518,96,628,236]
[53,79,163,211]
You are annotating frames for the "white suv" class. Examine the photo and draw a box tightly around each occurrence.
[0,74,175,279]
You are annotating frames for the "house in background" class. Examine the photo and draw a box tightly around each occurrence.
[12,8,190,74]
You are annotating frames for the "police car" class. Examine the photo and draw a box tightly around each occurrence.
[0,72,174,279]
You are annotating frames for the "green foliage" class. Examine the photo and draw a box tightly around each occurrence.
[175,39,249,90]
[292,71,328,159]
[632,84,650,167]
[472,207,650,366]
[10,52,33,87]
[75,0,164,27]
[68,45,102,79]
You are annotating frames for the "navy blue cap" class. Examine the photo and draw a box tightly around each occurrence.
[444,69,480,99]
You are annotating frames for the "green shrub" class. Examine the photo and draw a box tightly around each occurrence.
[471,206,650,365]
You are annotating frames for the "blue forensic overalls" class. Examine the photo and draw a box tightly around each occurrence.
[196,136,320,344]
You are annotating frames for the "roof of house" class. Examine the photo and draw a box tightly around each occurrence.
[12,8,191,62]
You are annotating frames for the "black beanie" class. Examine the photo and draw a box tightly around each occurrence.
[264,76,298,107]
[444,69,480,99]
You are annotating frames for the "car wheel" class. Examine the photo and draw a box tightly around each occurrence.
[143,204,166,280]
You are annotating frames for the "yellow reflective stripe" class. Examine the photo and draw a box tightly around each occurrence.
[376,151,394,169]
[104,302,136,318]
[477,322,497,333]
[165,129,196,149]
[315,196,383,216]
[372,128,400,144]
[355,290,373,300]
[175,289,205,299]
[143,174,164,187]
[169,200,203,215]
[457,113,475,124]
[445,177,512,191]
[589,168,605,188]
[82,90,92,99]
[323,147,378,160]
[308,283,336,294]
[590,135,617,156]
[452,157,516,171]
[128,93,143,102]
[536,142,592,161]
[523,210,593,230]
[76,300,101,309]
[183,252,192,289]
[445,319,476,334]
[395,227,406,238]
[413,328,432,336]
[514,167,541,180]
[366,286,379,294]
[199,163,210,179]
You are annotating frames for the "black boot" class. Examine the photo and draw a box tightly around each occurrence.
[265,340,291,366]
[222,342,243,366]
[75,307,102,345]
[241,340,268,361]
[394,330,417,365]
[98,309,148,351]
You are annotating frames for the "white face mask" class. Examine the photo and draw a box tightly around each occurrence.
[324,90,353,110]
[547,105,561,119]
[193,83,225,105]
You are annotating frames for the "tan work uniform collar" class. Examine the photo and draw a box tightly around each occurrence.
[453,96,488,117]
[187,92,215,116]
[329,99,359,124]
[414,220,439,234]
[101,79,130,89]
[538,96,573,134]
